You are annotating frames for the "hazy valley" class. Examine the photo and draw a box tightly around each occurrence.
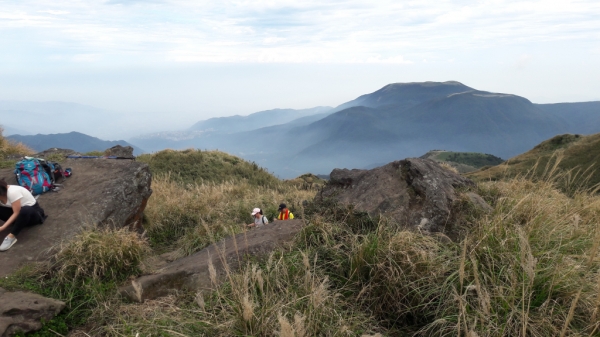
[129,81,600,177]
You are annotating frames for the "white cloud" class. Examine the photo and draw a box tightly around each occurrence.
[72,54,102,62]
[0,0,599,65]
[37,10,69,15]
[365,55,413,64]
[513,54,532,69]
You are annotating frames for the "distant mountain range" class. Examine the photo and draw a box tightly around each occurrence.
[7,132,144,155]
[189,106,332,133]
[0,125,30,136]
[0,100,189,140]
[130,81,600,178]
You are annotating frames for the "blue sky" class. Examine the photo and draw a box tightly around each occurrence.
[1,0,599,134]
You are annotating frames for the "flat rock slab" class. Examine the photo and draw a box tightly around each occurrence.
[0,158,152,277]
[0,287,65,336]
[319,158,475,233]
[121,219,305,302]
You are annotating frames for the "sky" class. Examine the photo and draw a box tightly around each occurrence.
[1,0,600,136]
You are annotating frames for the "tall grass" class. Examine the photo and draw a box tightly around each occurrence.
[104,172,600,336]
[299,177,600,336]
[144,173,315,256]
[94,250,381,336]
[5,147,600,336]
[0,225,150,335]
[0,126,34,168]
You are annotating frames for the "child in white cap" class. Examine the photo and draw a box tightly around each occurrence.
[247,208,268,228]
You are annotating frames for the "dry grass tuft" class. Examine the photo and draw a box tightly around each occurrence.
[438,161,459,174]
[0,126,35,167]
[51,225,149,282]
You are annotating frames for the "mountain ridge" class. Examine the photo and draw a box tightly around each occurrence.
[8,131,145,155]
[129,81,600,178]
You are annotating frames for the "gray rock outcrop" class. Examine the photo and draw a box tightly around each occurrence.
[0,288,65,336]
[120,219,305,302]
[104,145,134,159]
[0,155,152,277]
[33,148,80,159]
[318,158,476,233]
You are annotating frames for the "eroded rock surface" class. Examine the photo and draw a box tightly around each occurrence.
[0,156,152,277]
[33,148,81,159]
[104,145,134,159]
[120,219,305,302]
[0,288,65,336]
[318,158,475,233]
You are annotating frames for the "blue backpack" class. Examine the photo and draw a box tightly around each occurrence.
[14,158,54,195]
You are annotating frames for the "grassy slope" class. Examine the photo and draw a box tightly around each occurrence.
[1,149,315,336]
[137,149,281,187]
[467,133,600,192]
[434,151,504,167]
[4,146,600,336]
[140,149,314,254]
[421,150,505,173]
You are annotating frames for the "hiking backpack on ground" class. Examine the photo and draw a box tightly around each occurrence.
[14,158,54,195]
[36,158,64,185]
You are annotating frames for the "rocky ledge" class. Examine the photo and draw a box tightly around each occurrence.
[0,154,152,277]
[0,288,65,336]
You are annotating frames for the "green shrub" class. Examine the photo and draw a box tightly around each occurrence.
[139,149,281,187]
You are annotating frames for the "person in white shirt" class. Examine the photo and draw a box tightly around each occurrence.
[0,179,47,251]
[247,208,268,228]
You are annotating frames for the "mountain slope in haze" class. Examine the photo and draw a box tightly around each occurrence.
[8,132,145,155]
[333,81,473,111]
[189,106,332,133]
[0,101,119,139]
[537,102,600,134]
[0,100,188,141]
[124,81,600,179]
[0,124,31,136]
[207,82,483,166]
[466,133,600,192]
[286,90,565,175]
[131,106,333,152]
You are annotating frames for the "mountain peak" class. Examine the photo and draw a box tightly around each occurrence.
[334,81,473,111]
[380,80,467,90]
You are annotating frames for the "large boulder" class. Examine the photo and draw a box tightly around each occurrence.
[104,145,134,159]
[0,287,65,336]
[318,158,476,233]
[0,155,152,277]
[120,219,305,302]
